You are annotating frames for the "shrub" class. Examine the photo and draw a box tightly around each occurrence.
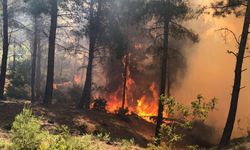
[6,59,31,100]
[120,139,135,150]
[10,107,42,150]
[39,132,68,150]
[6,85,30,100]
[157,95,217,149]
[10,107,99,150]
[92,98,107,112]
[68,85,82,102]
[66,135,95,150]
[97,133,111,143]
[0,138,11,150]
[146,144,162,150]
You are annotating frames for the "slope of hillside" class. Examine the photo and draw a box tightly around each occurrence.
[0,100,220,149]
[0,100,155,148]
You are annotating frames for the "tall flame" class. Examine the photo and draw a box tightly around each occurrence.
[104,59,159,121]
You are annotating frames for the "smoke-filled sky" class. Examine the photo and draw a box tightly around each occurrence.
[173,0,249,138]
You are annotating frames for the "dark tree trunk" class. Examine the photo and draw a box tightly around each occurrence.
[79,0,101,109]
[121,55,128,110]
[43,0,58,105]
[0,0,9,100]
[31,16,38,103]
[36,24,42,100]
[155,18,170,143]
[219,1,250,148]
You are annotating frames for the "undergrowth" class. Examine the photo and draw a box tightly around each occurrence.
[1,106,139,150]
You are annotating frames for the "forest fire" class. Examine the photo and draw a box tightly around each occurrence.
[105,75,159,120]
[53,74,82,90]
[73,75,82,85]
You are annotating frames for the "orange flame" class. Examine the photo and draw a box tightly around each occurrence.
[103,59,159,121]
[74,74,82,85]
[136,83,158,117]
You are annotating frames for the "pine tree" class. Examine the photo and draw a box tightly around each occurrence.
[44,0,58,105]
[0,0,9,100]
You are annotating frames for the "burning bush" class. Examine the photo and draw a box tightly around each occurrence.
[92,98,107,112]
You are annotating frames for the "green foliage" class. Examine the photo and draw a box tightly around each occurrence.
[24,0,49,16]
[96,133,111,143]
[191,95,217,121]
[160,125,183,149]
[0,138,11,150]
[11,107,42,150]
[92,98,107,112]
[142,0,200,43]
[146,144,162,150]
[120,139,135,150]
[211,0,247,17]
[9,107,99,150]
[6,85,30,100]
[158,95,217,149]
[7,60,31,99]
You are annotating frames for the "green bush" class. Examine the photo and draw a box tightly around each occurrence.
[11,107,42,150]
[0,138,11,149]
[66,135,96,150]
[157,95,217,149]
[10,107,99,150]
[6,59,31,100]
[120,139,135,150]
[6,85,30,100]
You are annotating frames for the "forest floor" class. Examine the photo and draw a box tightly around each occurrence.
[1,100,249,150]
[0,99,154,149]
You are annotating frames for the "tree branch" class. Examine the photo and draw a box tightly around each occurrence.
[216,28,240,45]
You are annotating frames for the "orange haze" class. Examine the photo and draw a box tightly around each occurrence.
[172,0,249,139]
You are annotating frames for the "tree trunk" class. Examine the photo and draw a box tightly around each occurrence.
[121,55,128,110]
[31,16,38,103]
[155,18,170,143]
[79,0,101,109]
[0,0,9,100]
[43,0,58,105]
[36,24,41,101]
[219,1,250,148]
